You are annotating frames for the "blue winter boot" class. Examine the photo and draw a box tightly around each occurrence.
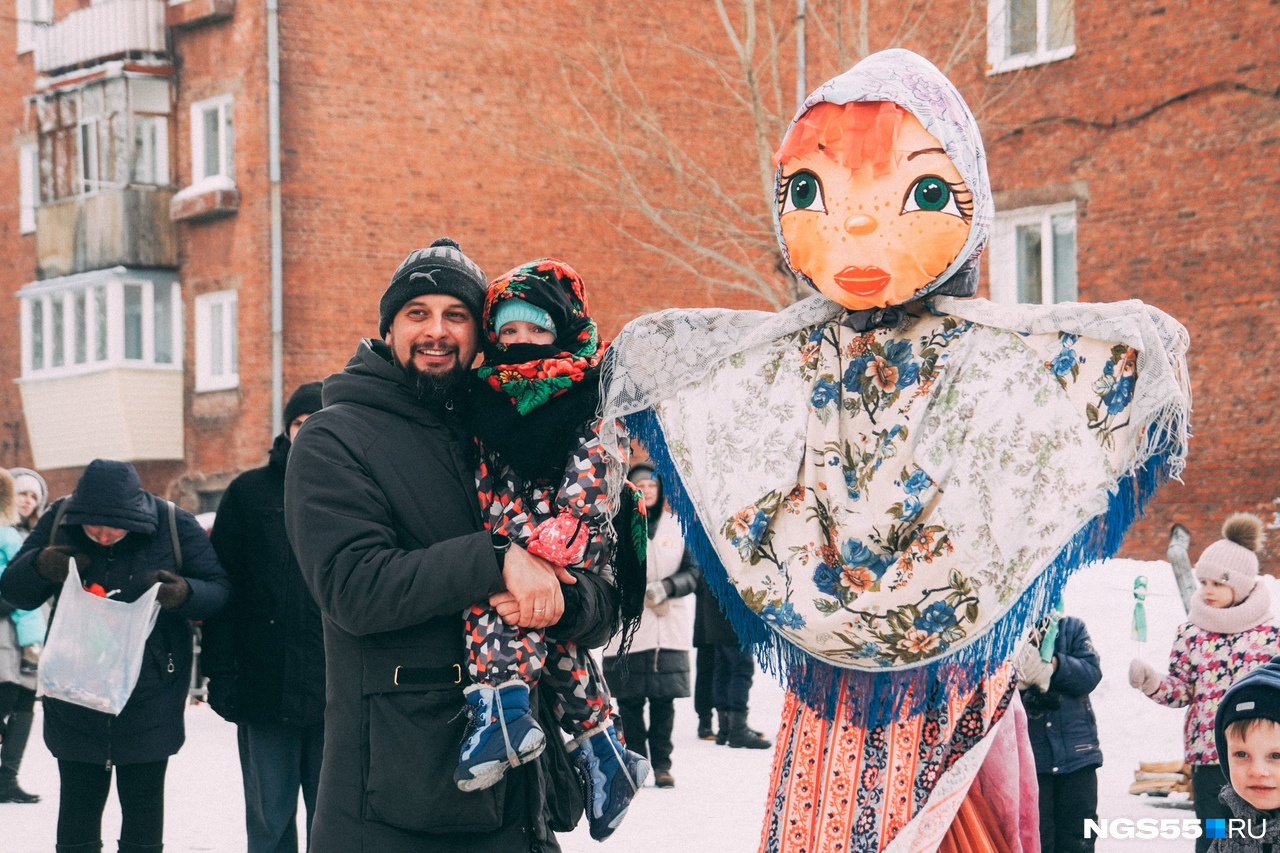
[454,679,546,792]
[569,720,650,841]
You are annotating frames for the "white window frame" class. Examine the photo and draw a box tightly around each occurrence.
[133,115,170,186]
[19,142,37,234]
[19,271,182,379]
[15,0,52,55]
[988,202,1078,305]
[189,95,234,187]
[194,290,239,392]
[77,119,99,195]
[986,0,1075,74]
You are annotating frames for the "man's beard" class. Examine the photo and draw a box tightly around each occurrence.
[403,359,468,408]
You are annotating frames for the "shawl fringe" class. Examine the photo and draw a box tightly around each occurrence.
[629,408,1182,725]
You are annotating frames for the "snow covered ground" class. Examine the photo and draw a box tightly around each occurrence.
[3,558,1217,852]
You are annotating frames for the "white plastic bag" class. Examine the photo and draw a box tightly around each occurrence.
[37,561,161,715]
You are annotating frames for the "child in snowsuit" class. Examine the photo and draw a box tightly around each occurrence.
[456,258,648,841]
[1,469,45,676]
[1210,655,1280,852]
[1130,514,1280,853]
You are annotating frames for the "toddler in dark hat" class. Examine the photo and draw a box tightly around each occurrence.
[1211,656,1280,851]
[455,258,649,841]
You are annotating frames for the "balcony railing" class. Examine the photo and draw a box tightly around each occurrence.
[33,0,169,75]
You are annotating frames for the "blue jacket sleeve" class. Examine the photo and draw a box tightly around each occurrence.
[170,508,231,621]
[0,501,61,610]
[1049,617,1102,698]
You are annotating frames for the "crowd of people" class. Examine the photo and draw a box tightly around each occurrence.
[0,241,780,853]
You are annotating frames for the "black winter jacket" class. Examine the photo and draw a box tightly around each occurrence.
[203,434,326,727]
[693,576,741,648]
[0,492,230,766]
[285,339,618,853]
[1022,616,1103,776]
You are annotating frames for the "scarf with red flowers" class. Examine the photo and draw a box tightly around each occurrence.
[476,258,605,416]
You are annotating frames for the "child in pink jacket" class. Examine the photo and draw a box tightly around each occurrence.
[1130,514,1279,853]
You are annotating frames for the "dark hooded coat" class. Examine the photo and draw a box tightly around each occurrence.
[0,460,230,765]
[285,339,618,853]
[1022,616,1103,776]
[202,434,326,727]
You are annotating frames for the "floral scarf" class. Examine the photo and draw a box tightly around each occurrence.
[476,258,605,416]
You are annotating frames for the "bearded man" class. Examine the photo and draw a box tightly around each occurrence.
[285,238,618,853]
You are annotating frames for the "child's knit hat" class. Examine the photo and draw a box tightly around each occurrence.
[1195,513,1265,602]
[493,301,556,337]
[1215,655,1280,768]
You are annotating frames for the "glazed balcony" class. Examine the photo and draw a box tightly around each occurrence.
[33,0,169,75]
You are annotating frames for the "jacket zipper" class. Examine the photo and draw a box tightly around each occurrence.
[105,717,112,770]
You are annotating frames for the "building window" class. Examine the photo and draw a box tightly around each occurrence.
[987,0,1074,73]
[133,115,169,186]
[988,203,1077,305]
[15,0,52,55]
[19,142,37,233]
[195,290,238,392]
[20,271,181,377]
[77,119,99,195]
[190,95,234,186]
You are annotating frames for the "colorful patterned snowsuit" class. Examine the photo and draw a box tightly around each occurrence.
[467,420,615,735]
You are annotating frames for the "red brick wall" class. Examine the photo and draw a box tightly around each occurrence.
[973,0,1280,559]
[168,1,276,498]
[0,10,39,479]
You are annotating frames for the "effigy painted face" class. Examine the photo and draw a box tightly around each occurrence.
[776,102,974,312]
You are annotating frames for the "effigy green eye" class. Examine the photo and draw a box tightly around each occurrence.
[902,176,963,217]
[913,177,949,211]
[781,170,826,214]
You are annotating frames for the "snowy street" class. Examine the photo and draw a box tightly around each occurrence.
[4,559,1213,852]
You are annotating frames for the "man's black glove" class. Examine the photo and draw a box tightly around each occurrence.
[152,570,191,610]
[36,546,91,584]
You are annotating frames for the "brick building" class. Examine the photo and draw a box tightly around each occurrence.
[1,0,1275,558]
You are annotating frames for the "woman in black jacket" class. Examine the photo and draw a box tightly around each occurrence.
[0,459,231,853]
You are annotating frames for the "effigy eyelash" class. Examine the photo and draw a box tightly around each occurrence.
[776,172,797,204]
[948,180,974,218]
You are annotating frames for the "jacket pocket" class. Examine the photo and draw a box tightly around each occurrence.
[363,683,505,833]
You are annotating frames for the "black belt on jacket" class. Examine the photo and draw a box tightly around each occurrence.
[391,663,464,687]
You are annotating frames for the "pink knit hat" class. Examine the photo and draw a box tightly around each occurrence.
[1194,513,1265,602]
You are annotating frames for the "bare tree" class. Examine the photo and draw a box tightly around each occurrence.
[523,0,1017,310]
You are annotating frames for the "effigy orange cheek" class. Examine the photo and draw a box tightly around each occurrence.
[778,111,973,311]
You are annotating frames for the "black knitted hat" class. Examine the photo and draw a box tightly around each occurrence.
[379,237,487,336]
[283,380,323,427]
[1215,656,1280,764]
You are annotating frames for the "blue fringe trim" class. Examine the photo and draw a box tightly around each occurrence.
[628,407,1180,726]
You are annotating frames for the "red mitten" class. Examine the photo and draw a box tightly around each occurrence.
[526,515,588,567]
